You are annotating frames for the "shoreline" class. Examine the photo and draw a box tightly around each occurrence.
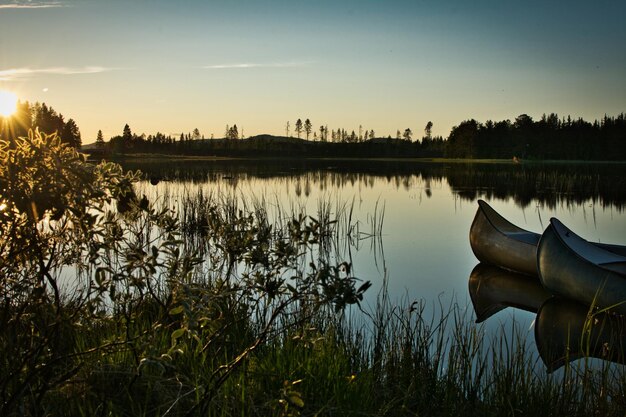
[86,153,626,165]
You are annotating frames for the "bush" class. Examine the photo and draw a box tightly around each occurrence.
[0,130,368,416]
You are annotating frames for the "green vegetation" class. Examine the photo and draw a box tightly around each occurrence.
[1,130,625,416]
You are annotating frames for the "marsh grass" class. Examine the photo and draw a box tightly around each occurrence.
[65,191,626,416]
[3,166,626,416]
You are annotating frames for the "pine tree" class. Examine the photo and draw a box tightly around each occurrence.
[96,129,104,148]
[425,121,433,140]
[60,118,81,148]
[122,124,132,149]
[295,119,303,138]
[304,119,312,140]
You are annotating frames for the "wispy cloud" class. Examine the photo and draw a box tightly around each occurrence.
[0,66,116,81]
[203,61,312,70]
[0,1,67,9]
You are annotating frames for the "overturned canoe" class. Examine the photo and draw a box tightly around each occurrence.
[468,263,551,323]
[537,218,626,315]
[535,297,626,372]
[470,200,626,276]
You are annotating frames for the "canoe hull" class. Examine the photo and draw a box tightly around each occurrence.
[470,200,626,277]
[469,201,539,276]
[537,220,626,315]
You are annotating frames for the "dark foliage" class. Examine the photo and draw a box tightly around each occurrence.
[446,113,626,160]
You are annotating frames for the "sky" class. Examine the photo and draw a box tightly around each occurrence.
[0,0,625,142]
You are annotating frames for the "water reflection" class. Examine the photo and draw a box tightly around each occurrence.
[118,159,626,209]
[126,159,626,312]
[121,158,625,365]
[536,297,626,372]
[468,263,551,322]
[468,263,626,371]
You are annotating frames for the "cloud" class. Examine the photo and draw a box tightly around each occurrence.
[0,66,116,81]
[0,1,67,9]
[203,61,312,70]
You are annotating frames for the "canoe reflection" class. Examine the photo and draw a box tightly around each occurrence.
[535,297,626,372]
[468,263,551,323]
[468,263,626,372]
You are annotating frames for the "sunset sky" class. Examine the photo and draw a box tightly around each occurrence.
[1,0,624,142]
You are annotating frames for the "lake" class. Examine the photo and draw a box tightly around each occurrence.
[124,158,626,369]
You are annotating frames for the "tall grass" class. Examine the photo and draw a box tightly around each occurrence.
[6,182,626,416]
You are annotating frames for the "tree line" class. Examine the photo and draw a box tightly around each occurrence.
[2,101,625,160]
[101,113,625,160]
[446,113,626,160]
[0,101,81,148]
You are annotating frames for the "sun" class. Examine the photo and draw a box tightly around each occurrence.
[0,90,18,117]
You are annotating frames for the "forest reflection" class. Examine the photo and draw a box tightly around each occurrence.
[118,159,626,210]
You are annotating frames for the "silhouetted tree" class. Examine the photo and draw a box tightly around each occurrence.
[32,102,66,139]
[61,118,81,148]
[295,119,303,138]
[228,124,239,140]
[425,121,433,140]
[304,119,312,140]
[122,124,132,149]
[403,128,412,141]
[0,100,31,142]
[96,129,104,148]
[446,119,479,158]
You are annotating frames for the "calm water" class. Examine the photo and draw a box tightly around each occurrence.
[126,159,626,366]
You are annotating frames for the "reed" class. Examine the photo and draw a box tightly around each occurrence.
[7,213,626,416]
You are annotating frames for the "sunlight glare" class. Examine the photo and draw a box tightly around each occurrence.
[0,90,18,117]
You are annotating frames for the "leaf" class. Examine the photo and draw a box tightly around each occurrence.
[171,328,185,341]
[357,281,372,294]
[288,393,304,408]
[169,305,184,315]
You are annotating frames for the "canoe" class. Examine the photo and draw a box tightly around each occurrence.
[470,200,626,276]
[470,200,543,276]
[537,218,626,315]
[468,263,551,323]
[535,297,626,372]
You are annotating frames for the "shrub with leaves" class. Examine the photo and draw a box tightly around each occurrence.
[0,130,196,415]
[0,130,369,416]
